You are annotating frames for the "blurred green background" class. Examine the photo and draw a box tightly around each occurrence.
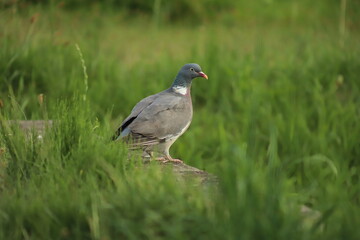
[1,0,360,239]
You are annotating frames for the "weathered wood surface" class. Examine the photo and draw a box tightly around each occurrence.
[158,161,218,186]
[2,120,53,138]
[2,120,218,185]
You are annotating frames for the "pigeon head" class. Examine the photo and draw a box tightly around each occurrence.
[172,63,208,88]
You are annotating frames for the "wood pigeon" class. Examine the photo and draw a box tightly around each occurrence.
[113,63,208,163]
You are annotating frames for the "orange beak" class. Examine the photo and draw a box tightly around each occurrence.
[198,71,208,79]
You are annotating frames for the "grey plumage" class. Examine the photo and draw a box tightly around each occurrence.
[113,63,208,162]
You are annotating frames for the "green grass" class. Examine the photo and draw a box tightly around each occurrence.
[1,2,360,239]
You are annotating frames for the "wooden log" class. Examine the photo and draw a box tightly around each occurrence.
[2,120,218,186]
[159,161,218,186]
[2,120,53,139]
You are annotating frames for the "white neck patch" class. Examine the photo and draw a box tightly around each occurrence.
[172,86,187,95]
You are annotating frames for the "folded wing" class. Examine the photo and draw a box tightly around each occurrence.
[114,91,192,148]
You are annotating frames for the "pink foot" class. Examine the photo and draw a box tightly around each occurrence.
[155,157,183,164]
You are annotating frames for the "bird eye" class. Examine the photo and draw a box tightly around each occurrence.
[190,68,194,72]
